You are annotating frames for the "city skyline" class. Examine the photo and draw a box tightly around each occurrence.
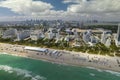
[0,0,120,21]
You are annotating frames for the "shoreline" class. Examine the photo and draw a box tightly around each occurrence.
[1,52,120,74]
[0,43,120,72]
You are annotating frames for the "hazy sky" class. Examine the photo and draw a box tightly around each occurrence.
[0,0,120,21]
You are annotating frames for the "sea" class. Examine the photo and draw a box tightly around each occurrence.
[0,53,120,80]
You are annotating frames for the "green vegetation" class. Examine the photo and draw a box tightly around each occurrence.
[84,25,118,33]
[0,37,120,57]
[0,26,32,30]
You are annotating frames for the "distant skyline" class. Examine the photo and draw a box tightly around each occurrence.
[0,0,120,21]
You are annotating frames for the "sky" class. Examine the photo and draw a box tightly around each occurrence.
[0,0,120,21]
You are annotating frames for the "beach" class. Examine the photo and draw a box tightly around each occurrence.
[0,43,120,72]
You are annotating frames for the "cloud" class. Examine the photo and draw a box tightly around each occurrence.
[63,0,92,4]
[0,0,53,15]
[62,0,82,4]
[0,0,120,21]
[66,0,120,14]
[0,0,74,17]
[62,0,120,21]
[0,0,70,18]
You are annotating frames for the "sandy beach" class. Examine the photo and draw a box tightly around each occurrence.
[0,43,120,72]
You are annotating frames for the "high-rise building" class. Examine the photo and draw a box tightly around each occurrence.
[101,30,111,44]
[117,24,120,41]
[101,31,107,44]
[17,30,30,41]
[46,28,59,39]
[83,30,92,43]
[2,29,17,39]
[105,37,111,47]
[30,30,45,41]
[115,24,120,46]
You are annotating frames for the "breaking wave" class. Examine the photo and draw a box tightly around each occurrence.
[89,73,95,76]
[0,65,46,80]
[105,70,120,77]
[86,67,103,72]
[86,66,120,77]
[0,52,20,57]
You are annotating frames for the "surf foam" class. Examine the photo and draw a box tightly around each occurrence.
[86,66,120,77]
[90,73,95,76]
[0,65,46,80]
[105,70,120,77]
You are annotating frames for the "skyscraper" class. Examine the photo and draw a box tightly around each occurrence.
[101,30,111,44]
[101,31,107,44]
[117,24,120,41]
[115,24,120,46]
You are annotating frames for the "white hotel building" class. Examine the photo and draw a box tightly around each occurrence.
[30,30,45,40]
[17,30,30,41]
[2,29,17,39]
[46,28,60,40]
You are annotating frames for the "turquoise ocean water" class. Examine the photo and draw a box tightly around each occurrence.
[0,54,120,80]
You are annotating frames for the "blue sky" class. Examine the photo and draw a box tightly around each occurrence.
[0,0,120,21]
[0,0,69,16]
[0,7,19,16]
[40,0,68,11]
[0,0,68,16]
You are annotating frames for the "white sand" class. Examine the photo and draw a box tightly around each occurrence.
[0,43,120,72]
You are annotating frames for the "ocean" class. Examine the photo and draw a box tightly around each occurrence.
[0,53,120,80]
